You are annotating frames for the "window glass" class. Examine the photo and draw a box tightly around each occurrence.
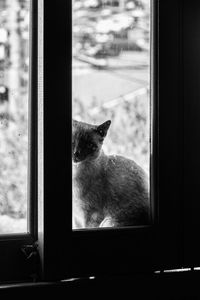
[72,0,150,229]
[0,0,29,234]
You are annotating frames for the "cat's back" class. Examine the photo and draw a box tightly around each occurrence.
[102,154,150,225]
[104,154,148,190]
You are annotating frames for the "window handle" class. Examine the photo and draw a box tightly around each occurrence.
[21,242,39,281]
[21,242,38,260]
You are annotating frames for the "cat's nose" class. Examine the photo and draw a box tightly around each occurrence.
[74,150,80,157]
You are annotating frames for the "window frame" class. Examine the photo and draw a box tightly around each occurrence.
[0,0,38,282]
[182,0,200,267]
[38,0,186,281]
[0,0,190,283]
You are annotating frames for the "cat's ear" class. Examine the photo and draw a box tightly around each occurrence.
[96,120,111,137]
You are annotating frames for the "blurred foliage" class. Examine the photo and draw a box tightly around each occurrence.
[0,0,29,226]
[0,93,28,219]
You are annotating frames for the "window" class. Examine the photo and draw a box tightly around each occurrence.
[39,0,188,280]
[72,0,151,230]
[1,0,200,284]
[0,0,37,282]
[0,0,30,234]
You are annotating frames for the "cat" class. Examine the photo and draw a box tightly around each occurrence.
[72,119,150,229]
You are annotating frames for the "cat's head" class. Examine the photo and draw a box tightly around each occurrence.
[72,119,111,163]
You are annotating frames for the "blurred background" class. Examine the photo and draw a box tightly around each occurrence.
[0,0,29,233]
[73,0,150,172]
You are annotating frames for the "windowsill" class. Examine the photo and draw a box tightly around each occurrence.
[1,271,200,298]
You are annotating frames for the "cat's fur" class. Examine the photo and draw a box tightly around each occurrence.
[72,119,150,228]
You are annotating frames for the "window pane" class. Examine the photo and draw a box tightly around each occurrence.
[0,0,30,233]
[72,0,150,229]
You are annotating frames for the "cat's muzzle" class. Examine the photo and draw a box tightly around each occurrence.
[73,151,82,163]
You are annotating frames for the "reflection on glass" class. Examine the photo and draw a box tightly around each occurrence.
[0,0,29,233]
[72,0,150,229]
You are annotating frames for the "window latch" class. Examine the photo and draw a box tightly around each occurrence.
[21,242,39,281]
[21,242,38,260]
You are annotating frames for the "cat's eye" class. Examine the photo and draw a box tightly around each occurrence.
[72,0,151,230]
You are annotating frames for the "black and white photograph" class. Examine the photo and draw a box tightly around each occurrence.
[0,1,200,299]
